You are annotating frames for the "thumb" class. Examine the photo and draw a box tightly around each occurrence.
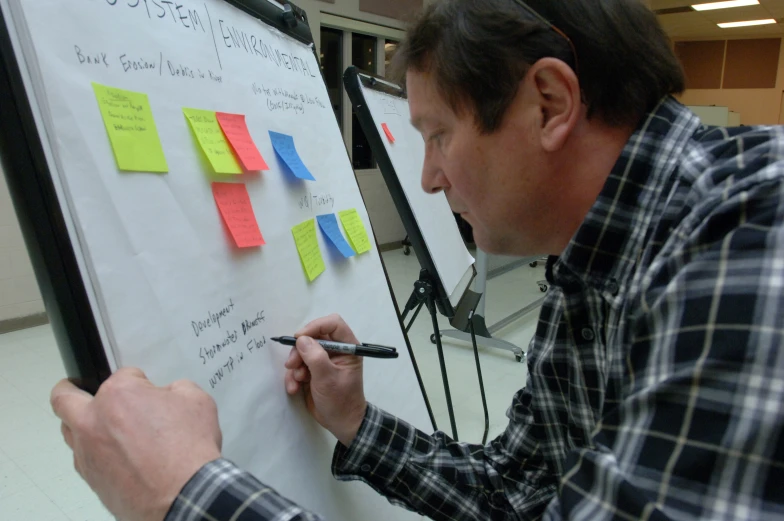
[295,336,332,379]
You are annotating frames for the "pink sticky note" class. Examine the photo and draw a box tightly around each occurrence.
[212,182,265,248]
[382,123,395,144]
[215,112,270,171]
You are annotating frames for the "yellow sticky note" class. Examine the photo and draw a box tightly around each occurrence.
[183,108,242,174]
[339,209,372,255]
[292,219,326,282]
[92,83,168,173]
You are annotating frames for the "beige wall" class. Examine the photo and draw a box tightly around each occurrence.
[676,39,784,126]
[0,166,45,322]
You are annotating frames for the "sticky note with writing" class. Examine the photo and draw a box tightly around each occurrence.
[292,219,326,282]
[183,108,243,174]
[316,214,355,258]
[212,182,265,248]
[269,131,316,181]
[92,83,168,173]
[381,123,395,144]
[338,209,372,255]
[215,112,269,171]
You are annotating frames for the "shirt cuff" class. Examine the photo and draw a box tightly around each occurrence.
[165,458,316,521]
[331,403,416,488]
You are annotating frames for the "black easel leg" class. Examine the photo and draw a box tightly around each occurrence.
[400,288,437,431]
[402,336,437,431]
[429,300,458,441]
[405,301,424,334]
[469,317,490,445]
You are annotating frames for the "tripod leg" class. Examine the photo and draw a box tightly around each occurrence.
[399,288,437,431]
[429,299,458,441]
[469,317,490,445]
[405,301,424,334]
[403,336,438,431]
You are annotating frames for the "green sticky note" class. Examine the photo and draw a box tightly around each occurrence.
[183,108,243,174]
[339,209,372,255]
[292,219,326,282]
[92,83,168,173]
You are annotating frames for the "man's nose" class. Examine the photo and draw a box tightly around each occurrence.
[421,150,447,194]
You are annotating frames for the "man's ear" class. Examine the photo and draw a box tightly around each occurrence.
[529,58,581,152]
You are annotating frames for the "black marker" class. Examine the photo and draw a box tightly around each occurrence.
[271,336,398,359]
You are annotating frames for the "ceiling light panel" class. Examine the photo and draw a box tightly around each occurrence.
[692,0,759,11]
[717,18,776,27]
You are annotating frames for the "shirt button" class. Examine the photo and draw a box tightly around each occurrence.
[361,464,372,473]
[581,327,595,341]
[607,280,620,296]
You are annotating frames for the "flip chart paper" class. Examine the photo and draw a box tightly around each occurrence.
[212,182,265,248]
[316,214,355,258]
[216,112,269,171]
[183,108,243,174]
[92,83,168,173]
[339,209,372,255]
[269,131,315,181]
[292,219,326,281]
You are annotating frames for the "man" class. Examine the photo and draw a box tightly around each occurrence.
[50,0,784,519]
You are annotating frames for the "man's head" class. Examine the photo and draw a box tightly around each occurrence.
[392,0,685,256]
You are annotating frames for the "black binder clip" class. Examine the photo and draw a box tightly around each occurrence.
[281,4,297,29]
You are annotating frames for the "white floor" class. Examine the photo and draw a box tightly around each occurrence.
[0,248,544,520]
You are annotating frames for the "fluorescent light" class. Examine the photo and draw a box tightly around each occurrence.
[692,0,759,11]
[718,18,776,27]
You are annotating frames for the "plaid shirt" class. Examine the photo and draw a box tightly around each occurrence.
[166,97,784,520]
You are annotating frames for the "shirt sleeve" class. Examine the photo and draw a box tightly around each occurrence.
[332,399,560,521]
[553,173,784,519]
[165,459,325,521]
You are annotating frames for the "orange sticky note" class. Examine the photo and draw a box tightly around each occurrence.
[212,182,265,248]
[382,123,395,144]
[216,112,270,171]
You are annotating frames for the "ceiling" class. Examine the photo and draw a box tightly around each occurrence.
[651,0,784,40]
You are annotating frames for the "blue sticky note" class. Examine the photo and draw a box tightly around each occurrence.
[317,214,356,258]
[268,131,316,181]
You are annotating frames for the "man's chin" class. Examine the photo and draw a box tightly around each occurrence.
[473,233,510,256]
[474,232,538,258]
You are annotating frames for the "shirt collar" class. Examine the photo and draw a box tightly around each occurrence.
[552,97,701,293]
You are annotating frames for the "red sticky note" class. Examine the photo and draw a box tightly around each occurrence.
[212,182,265,248]
[381,123,395,144]
[215,112,270,171]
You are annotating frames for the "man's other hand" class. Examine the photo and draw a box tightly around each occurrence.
[285,314,367,447]
[50,368,222,521]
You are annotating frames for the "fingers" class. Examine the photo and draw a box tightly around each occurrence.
[50,379,92,427]
[168,379,202,394]
[284,347,304,370]
[284,370,299,394]
[284,365,311,395]
[295,314,359,344]
[294,337,331,380]
[293,367,310,383]
[60,423,74,449]
[113,367,148,380]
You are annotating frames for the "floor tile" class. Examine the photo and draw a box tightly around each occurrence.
[37,469,106,515]
[0,459,36,500]
[0,485,69,521]
[63,501,113,521]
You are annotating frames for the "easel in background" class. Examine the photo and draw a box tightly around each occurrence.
[435,252,548,363]
[345,67,492,443]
